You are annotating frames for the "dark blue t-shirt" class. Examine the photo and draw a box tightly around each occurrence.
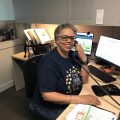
[32,47,83,109]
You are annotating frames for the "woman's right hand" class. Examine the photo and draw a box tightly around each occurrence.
[78,94,101,106]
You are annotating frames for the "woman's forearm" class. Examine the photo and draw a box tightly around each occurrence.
[41,92,72,104]
[41,92,100,106]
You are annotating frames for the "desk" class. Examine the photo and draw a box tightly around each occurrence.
[57,72,120,120]
[12,52,32,91]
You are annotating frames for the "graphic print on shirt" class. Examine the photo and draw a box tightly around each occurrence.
[65,66,82,94]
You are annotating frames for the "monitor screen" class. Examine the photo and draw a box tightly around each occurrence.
[96,35,120,68]
[75,32,94,55]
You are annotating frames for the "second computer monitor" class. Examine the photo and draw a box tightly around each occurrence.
[95,35,120,68]
[75,32,94,55]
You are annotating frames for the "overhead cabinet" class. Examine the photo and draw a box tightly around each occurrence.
[13,0,68,24]
[92,0,120,26]
[68,0,120,26]
[13,0,120,26]
[68,0,94,25]
[13,0,94,24]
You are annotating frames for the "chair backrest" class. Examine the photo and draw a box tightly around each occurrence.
[23,54,44,98]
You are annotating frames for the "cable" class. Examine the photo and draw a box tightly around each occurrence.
[74,58,120,108]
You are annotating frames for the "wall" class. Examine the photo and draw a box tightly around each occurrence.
[0,0,26,92]
[32,24,120,43]
[0,0,15,20]
[0,41,24,92]
[0,22,30,92]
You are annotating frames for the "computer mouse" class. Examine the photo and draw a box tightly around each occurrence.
[91,84,120,97]
[105,85,120,95]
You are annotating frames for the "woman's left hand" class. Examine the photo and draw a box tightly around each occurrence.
[75,44,87,62]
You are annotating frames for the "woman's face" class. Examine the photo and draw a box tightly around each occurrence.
[56,28,76,54]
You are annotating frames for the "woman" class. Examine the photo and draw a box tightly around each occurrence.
[29,23,100,120]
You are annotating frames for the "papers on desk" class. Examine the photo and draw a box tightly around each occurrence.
[24,28,51,44]
[66,104,117,120]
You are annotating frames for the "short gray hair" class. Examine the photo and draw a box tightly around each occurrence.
[54,23,77,40]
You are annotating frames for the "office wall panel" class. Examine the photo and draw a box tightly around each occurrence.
[34,24,120,43]
[68,0,94,25]
[13,0,68,24]
[0,41,24,92]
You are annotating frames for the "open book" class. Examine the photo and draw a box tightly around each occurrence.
[24,28,51,44]
[66,104,117,120]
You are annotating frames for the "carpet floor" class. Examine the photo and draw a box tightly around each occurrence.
[0,86,36,120]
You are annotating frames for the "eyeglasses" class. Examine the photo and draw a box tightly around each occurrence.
[56,35,76,42]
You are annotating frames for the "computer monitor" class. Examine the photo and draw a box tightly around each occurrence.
[75,32,94,55]
[96,35,120,68]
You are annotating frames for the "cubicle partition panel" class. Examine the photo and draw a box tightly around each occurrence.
[34,24,120,43]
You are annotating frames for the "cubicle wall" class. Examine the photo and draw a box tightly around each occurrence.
[33,24,120,43]
[0,23,26,92]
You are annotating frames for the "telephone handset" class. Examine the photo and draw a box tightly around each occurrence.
[70,41,88,65]
[71,40,78,51]
[70,40,80,60]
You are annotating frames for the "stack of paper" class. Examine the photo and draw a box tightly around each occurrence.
[66,104,117,120]
[34,28,51,44]
[24,28,51,44]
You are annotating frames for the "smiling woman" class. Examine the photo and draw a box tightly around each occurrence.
[28,23,100,120]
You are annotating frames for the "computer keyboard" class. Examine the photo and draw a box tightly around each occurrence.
[88,65,116,83]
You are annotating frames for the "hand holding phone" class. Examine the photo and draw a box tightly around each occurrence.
[73,41,87,63]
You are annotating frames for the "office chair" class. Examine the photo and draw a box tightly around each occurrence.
[22,54,44,98]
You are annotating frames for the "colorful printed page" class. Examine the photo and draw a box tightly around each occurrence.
[66,104,117,120]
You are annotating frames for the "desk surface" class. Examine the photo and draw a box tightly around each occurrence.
[12,52,35,61]
[57,73,120,120]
